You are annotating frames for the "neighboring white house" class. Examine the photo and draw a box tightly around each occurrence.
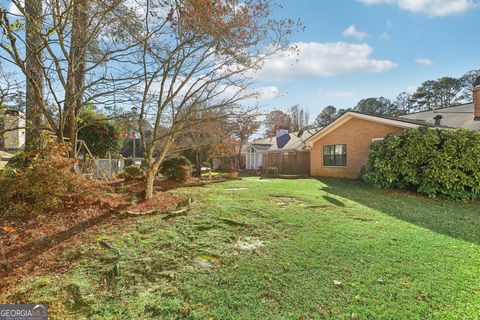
[242,128,319,170]
[1,109,25,150]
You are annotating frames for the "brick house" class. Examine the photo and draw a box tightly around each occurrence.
[306,77,480,179]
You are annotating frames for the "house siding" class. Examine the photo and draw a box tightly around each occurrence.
[310,117,405,179]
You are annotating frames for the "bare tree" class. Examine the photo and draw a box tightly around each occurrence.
[289,104,309,131]
[0,0,143,156]
[231,111,261,167]
[134,0,301,199]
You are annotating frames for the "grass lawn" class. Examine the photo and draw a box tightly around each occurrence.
[4,178,480,319]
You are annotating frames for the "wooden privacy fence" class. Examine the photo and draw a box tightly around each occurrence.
[262,151,310,176]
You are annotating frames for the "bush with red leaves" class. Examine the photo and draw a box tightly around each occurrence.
[0,143,105,218]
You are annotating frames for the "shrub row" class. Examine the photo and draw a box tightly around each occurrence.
[363,127,480,201]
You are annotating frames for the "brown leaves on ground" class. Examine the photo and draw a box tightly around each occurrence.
[0,176,190,296]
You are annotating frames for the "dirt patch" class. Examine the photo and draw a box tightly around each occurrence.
[0,190,185,296]
[271,195,307,208]
[235,237,267,251]
[191,254,221,271]
[124,192,186,215]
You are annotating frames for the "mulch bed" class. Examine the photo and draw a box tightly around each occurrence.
[0,177,208,296]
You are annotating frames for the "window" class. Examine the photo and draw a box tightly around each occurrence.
[323,144,347,166]
[372,138,384,143]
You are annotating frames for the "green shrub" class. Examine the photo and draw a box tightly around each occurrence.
[364,127,480,201]
[160,155,192,181]
[117,165,144,180]
[77,105,125,158]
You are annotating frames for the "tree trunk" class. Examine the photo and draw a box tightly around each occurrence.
[64,0,88,157]
[144,168,156,200]
[195,148,201,177]
[0,108,4,150]
[24,0,44,151]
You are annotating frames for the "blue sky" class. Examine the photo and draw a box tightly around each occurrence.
[254,0,480,117]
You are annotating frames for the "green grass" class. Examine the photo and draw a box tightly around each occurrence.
[5,178,480,319]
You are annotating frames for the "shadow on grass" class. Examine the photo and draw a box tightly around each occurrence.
[317,178,480,245]
[323,195,345,207]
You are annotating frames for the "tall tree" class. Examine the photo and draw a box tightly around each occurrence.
[263,110,292,137]
[459,69,480,102]
[288,104,309,131]
[1,0,140,156]
[410,77,462,111]
[135,0,301,199]
[63,0,90,156]
[410,80,437,111]
[393,92,413,115]
[314,105,337,127]
[354,97,396,115]
[433,77,462,109]
[24,0,44,150]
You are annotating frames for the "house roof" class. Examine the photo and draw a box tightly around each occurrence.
[305,111,426,147]
[245,128,320,153]
[400,103,480,131]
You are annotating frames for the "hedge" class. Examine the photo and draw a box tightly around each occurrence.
[363,127,480,201]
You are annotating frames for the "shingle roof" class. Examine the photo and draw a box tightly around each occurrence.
[247,128,321,153]
[347,111,439,127]
[400,103,480,131]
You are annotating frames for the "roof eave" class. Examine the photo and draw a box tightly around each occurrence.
[305,111,421,147]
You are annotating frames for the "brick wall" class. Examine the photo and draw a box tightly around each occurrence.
[474,85,480,120]
[310,117,405,179]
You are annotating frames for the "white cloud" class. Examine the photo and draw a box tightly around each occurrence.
[342,25,368,40]
[257,86,281,100]
[380,32,390,40]
[318,89,357,99]
[358,0,478,16]
[253,42,397,81]
[415,58,433,65]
